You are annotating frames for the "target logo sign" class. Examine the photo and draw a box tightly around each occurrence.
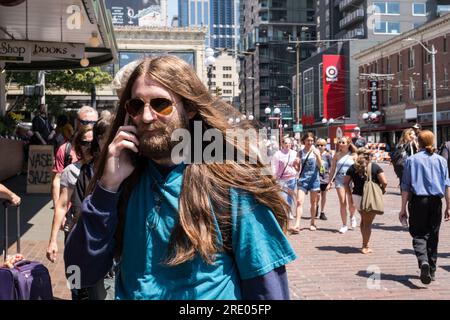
[326,66,338,83]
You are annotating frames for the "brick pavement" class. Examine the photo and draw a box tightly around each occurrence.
[286,163,450,300]
[2,163,450,300]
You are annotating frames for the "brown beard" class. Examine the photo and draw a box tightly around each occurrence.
[137,113,189,161]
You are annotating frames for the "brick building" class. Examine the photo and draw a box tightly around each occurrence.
[354,13,450,146]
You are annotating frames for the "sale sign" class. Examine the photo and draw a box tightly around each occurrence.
[323,55,346,119]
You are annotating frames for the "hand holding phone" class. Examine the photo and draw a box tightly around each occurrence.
[99,113,140,192]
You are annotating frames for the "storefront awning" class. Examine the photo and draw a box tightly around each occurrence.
[0,0,118,70]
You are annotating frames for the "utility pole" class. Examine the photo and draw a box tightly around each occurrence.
[296,39,300,124]
[37,70,45,105]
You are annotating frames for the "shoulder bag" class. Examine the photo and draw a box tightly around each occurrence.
[360,162,384,215]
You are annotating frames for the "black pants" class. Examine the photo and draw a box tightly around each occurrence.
[408,195,442,272]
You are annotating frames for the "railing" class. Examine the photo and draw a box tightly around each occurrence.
[339,8,365,29]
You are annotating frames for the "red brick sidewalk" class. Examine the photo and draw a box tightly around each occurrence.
[286,163,450,299]
[8,240,71,300]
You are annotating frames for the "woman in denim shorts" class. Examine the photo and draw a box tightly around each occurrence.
[289,132,322,233]
[327,136,358,234]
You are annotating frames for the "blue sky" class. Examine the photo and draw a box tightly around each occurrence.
[167,0,177,22]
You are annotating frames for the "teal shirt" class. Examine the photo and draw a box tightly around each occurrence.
[115,161,297,300]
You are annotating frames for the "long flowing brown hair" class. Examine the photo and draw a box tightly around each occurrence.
[87,56,289,266]
[353,148,372,177]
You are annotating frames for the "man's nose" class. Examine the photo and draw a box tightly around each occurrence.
[141,104,156,123]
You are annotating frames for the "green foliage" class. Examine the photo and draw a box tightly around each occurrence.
[0,112,23,136]
[6,67,112,94]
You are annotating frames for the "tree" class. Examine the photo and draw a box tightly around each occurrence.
[7,67,112,93]
[6,67,113,115]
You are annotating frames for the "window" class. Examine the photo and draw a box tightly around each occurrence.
[223,66,232,71]
[319,63,323,117]
[373,2,400,15]
[409,78,415,100]
[223,82,233,86]
[303,68,314,117]
[412,3,426,16]
[398,81,403,102]
[387,84,392,105]
[408,48,415,68]
[425,43,431,64]
[444,68,449,88]
[374,21,400,34]
[387,58,391,74]
[398,54,403,72]
[223,74,232,79]
[444,36,448,53]
[223,90,232,94]
[424,74,432,98]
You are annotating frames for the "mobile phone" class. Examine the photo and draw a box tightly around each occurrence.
[124,113,139,166]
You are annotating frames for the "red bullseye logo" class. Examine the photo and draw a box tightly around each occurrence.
[326,66,338,82]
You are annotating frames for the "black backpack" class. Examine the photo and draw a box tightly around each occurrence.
[390,145,407,177]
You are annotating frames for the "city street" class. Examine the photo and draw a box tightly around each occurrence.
[2,162,450,300]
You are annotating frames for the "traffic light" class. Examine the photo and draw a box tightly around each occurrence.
[215,87,222,96]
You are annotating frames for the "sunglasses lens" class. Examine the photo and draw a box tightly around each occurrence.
[126,98,145,116]
[150,98,174,116]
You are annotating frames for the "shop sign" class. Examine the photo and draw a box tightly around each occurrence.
[0,40,31,63]
[32,41,84,59]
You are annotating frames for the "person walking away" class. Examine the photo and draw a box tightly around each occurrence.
[327,137,358,233]
[438,140,450,178]
[399,130,450,284]
[352,127,366,148]
[54,114,74,152]
[391,128,418,186]
[30,104,55,145]
[46,128,93,300]
[64,56,296,300]
[344,148,387,254]
[51,106,98,208]
[316,138,332,220]
[289,132,322,233]
[271,137,299,220]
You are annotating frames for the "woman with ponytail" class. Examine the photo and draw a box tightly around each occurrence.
[399,130,450,285]
[344,148,387,254]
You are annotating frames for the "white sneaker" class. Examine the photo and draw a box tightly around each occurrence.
[351,216,357,228]
[339,226,348,234]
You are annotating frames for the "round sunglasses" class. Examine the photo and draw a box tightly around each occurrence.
[125,97,176,117]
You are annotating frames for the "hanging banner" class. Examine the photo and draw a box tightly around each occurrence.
[323,54,346,119]
[369,80,379,111]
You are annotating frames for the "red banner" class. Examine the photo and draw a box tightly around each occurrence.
[323,55,346,119]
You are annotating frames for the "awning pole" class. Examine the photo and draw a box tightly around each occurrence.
[0,62,6,117]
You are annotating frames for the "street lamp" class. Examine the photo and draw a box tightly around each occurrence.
[362,111,381,143]
[265,107,284,145]
[403,38,438,145]
[205,48,216,92]
[322,118,335,148]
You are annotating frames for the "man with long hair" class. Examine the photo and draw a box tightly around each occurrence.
[64,56,296,300]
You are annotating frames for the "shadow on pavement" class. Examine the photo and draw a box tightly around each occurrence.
[0,173,51,254]
[440,265,450,272]
[316,246,361,254]
[316,228,340,234]
[355,270,426,290]
[397,249,450,259]
[372,223,408,232]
